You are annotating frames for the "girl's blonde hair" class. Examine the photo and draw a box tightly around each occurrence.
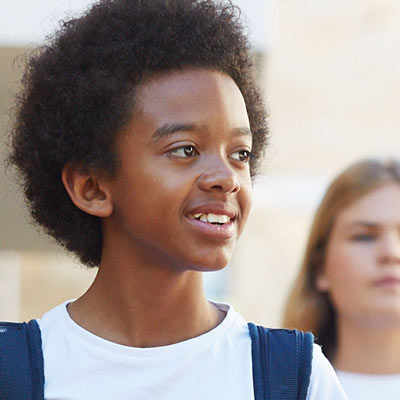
[282,158,400,360]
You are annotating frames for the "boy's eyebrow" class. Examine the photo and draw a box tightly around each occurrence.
[151,124,252,141]
[233,127,252,137]
[152,124,198,141]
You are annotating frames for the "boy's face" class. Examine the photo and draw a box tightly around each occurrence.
[105,68,252,271]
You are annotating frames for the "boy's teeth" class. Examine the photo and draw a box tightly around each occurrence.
[207,213,230,223]
[189,213,231,223]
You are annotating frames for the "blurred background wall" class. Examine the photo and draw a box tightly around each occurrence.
[1,0,399,324]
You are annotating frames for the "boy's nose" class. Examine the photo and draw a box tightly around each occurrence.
[197,158,241,194]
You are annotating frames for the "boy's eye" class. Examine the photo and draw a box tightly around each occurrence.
[169,145,199,158]
[230,150,252,163]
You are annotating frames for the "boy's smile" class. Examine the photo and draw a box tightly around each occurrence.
[103,68,252,271]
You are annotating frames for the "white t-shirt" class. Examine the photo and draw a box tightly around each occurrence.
[38,301,348,400]
[337,370,400,399]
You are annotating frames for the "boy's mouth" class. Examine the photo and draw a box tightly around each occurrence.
[185,208,236,240]
[187,213,232,225]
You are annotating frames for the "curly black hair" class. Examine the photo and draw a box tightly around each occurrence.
[9,0,268,267]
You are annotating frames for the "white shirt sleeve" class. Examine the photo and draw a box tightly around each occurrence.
[306,344,349,400]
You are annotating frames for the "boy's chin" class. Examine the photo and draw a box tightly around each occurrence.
[193,262,229,273]
[172,245,235,272]
[188,255,231,272]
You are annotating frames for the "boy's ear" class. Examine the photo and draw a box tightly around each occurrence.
[62,162,113,217]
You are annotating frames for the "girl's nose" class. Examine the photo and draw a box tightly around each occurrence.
[378,232,400,265]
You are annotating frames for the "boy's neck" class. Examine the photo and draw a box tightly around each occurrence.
[334,317,400,374]
[67,259,226,348]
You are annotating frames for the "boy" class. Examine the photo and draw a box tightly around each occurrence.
[8,0,347,398]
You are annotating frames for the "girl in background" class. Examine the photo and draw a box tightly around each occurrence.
[283,158,400,399]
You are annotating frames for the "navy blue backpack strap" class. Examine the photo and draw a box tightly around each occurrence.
[0,319,44,400]
[248,323,314,400]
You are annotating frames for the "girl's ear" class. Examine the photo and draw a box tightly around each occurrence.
[316,267,330,292]
[312,248,330,292]
[62,162,113,217]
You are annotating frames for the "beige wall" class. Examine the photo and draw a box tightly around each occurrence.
[267,0,400,177]
[0,251,96,321]
[1,0,400,325]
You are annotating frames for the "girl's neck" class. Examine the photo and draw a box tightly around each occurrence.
[67,257,226,348]
[334,317,400,374]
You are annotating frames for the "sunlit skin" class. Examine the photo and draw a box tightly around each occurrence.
[64,69,252,348]
[317,183,400,373]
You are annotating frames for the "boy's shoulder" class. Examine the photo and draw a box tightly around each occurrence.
[38,300,71,324]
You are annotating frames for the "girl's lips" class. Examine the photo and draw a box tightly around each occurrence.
[373,277,400,289]
[185,216,235,239]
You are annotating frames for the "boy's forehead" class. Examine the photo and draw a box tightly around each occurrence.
[132,68,250,126]
[137,68,239,99]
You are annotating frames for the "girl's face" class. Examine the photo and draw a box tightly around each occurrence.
[103,68,252,272]
[317,183,400,327]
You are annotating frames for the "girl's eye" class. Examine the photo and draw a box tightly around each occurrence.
[169,145,198,158]
[230,150,252,163]
[351,233,376,242]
